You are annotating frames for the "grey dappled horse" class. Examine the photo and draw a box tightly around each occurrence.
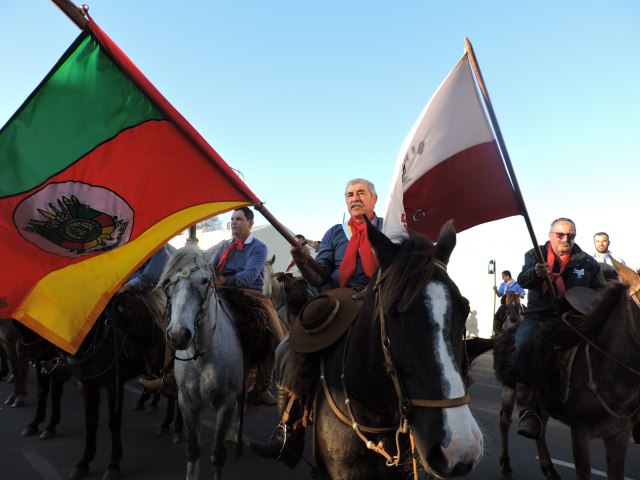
[160,246,244,480]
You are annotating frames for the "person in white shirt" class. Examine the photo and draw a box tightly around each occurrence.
[593,232,625,266]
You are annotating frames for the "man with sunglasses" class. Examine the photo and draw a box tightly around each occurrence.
[511,217,603,439]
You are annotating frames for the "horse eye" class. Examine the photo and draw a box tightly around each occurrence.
[201,278,210,286]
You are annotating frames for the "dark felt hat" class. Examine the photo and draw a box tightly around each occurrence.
[565,286,599,315]
[289,288,362,353]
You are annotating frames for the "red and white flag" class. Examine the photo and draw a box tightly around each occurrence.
[383,53,522,242]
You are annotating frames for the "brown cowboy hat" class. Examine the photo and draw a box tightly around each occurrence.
[289,288,362,353]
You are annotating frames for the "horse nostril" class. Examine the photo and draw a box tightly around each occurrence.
[182,330,192,346]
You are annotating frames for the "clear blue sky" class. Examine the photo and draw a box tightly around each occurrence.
[2,1,638,335]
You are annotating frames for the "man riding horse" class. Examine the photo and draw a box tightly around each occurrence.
[250,178,384,468]
[512,217,604,439]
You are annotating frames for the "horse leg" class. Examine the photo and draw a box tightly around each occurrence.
[180,399,202,480]
[157,395,174,436]
[602,428,629,480]
[210,395,237,480]
[22,368,50,436]
[570,426,592,480]
[173,401,184,444]
[42,373,65,439]
[104,381,125,480]
[534,416,560,480]
[146,391,160,414]
[498,387,515,473]
[132,390,149,411]
[69,382,100,480]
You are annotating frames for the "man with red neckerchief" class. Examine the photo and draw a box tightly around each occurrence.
[292,178,383,291]
[249,178,383,468]
[512,217,603,439]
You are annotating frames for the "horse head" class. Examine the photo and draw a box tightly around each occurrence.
[347,218,482,478]
[262,254,276,298]
[159,246,215,351]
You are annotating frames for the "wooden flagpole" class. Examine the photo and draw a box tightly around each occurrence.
[465,38,559,310]
[51,0,87,29]
[254,203,332,283]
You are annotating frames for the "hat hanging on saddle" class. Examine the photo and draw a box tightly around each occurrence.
[289,288,362,354]
[565,286,599,315]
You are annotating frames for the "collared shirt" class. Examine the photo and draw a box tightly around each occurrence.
[211,234,267,291]
[313,216,384,289]
[592,251,625,266]
[498,279,526,297]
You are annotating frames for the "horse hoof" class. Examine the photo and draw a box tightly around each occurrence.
[156,426,168,436]
[131,402,144,411]
[21,425,39,436]
[172,433,183,444]
[145,405,158,414]
[102,469,120,480]
[40,428,56,439]
[69,466,89,480]
[4,394,16,405]
[12,397,26,408]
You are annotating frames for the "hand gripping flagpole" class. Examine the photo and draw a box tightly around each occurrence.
[254,203,332,284]
[465,38,560,312]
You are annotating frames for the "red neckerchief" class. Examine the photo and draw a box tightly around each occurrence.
[543,243,571,299]
[338,215,378,287]
[285,258,295,272]
[216,236,245,273]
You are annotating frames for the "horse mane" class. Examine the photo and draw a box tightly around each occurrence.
[377,233,436,313]
[158,245,211,287]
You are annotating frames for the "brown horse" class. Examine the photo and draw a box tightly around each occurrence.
[0,318,29,407]
[67,288,167,480]
[307,220,489,479]
[493,259,640,480]
[492,292,523,337]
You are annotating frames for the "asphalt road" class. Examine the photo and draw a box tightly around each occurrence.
[1,352,638,479]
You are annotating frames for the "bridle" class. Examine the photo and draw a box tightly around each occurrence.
[163,265,215,361]
[320,260,470,478]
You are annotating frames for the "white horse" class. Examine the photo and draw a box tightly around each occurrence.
[159,246,244,480]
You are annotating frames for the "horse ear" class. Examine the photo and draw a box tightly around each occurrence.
[434,219,457,266]
[365,215,398,268]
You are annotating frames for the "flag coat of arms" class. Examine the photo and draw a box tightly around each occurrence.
[0,17,260,353]
[383,53,522,243]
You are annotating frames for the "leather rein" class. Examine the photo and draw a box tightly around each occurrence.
[319,260,470,476]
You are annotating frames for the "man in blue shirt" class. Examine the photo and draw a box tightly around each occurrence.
[493,270,526,304]
[251,178,384,467]
[211,207,286,406]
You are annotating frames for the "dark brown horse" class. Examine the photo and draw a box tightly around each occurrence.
[309,220,489,479]
[67,288,167,480]
[492,292,523,337]
[493,259,640,480]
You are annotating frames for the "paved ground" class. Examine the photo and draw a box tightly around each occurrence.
[0,352,638,479]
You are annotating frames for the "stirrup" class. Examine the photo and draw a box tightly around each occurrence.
[272,423,288,460]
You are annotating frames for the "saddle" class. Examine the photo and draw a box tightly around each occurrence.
[218,288,276,365]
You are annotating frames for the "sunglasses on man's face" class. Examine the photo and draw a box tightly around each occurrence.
[550,232,576,241]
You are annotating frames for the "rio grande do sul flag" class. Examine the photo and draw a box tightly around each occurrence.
[0,17,260,353]
[383,53,522,242]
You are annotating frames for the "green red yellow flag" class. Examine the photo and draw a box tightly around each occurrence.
[0,17,260,353]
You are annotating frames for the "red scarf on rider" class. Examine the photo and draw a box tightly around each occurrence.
[216,236,245,273]
[543,244,571,299]
[338,215,378,287]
